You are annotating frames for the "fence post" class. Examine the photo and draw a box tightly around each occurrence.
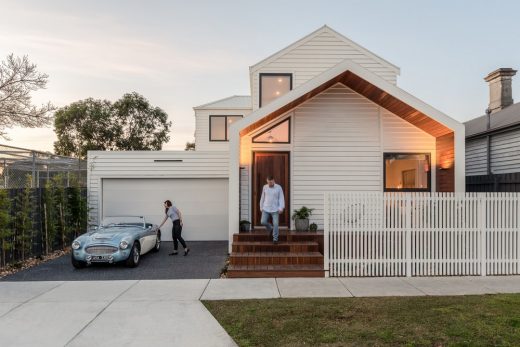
[406,194,412,277]
[324,193,330,277]
[479,195,487,276]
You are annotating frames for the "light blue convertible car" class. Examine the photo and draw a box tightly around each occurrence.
[71,216,161,268]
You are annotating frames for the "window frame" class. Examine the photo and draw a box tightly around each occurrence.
[252,118,291,144]
[259,73,293,107]
[383,152,432,192]
[209,115,243,142]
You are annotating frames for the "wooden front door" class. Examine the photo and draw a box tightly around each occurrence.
[252,152,290,227]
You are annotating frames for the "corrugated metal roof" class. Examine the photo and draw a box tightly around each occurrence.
[193,95,251,110]
[465,102,520,137]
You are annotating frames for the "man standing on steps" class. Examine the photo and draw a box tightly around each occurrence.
[260,175,285,244]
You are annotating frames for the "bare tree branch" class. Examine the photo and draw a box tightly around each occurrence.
[0,54,55,138]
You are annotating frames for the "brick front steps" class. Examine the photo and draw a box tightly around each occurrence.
[227,230,325,278]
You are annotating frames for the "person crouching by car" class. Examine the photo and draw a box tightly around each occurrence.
[158,200,190,256]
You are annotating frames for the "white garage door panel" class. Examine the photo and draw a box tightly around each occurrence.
[102,178,228,241]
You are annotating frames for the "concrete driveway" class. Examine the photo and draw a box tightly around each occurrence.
[1,241,228,281]
[0,280,237,347]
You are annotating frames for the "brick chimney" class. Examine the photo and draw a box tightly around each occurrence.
[484,68,517,114]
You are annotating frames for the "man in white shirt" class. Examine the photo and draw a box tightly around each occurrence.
[259,175,285,243]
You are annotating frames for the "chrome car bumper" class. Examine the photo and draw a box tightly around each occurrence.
[73,244,131,264]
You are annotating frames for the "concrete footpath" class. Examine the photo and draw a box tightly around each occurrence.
[0,276,519,347]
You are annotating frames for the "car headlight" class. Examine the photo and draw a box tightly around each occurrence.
[119,240,129,250]
[72,241,81,250]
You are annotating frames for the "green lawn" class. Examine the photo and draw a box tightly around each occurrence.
[203,294,520,347]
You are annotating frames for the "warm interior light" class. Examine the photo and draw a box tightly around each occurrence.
[267,131,274,143]
[278,78,283,82]
[275,91,280,95]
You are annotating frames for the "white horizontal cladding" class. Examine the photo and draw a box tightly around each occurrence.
[466,137,488,176]
[250,29,398,110]
[195,108,251,151]
[324,192,520,277]
[490,129,520,174]
[292,84,382,230]
[87,151,229,225]
[381,109,435,151]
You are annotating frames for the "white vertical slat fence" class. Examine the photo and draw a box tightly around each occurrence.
[324,192,520,277]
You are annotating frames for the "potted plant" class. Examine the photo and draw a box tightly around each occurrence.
[309,222,318,232]
[292,206,314,232]
[239,220,251,233]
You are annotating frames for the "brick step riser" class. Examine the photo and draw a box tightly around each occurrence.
[227,271,325,278]
[232,245,319,253]
[233,235,320,242]
[230,257,324,266]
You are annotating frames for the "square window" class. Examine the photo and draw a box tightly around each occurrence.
[260,73,292,107]
[384,153,431,192]
[209,115,243,141]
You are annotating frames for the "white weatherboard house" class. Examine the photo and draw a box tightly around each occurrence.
[88,26,465,248]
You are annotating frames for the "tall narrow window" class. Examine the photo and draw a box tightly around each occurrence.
[209,115,243,141]
[384,153,431,192]
[253,119,290,144]
[260,73,292,107]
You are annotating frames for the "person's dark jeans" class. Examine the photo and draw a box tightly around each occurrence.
[172,220,187,250]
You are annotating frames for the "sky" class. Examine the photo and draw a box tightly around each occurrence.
[1,0,519,152]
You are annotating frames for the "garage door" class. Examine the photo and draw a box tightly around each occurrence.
[102,178,228,241]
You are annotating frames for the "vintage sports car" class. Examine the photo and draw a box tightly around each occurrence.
[71,216,161,268]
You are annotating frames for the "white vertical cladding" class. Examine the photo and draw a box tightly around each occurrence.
[194,108,251,151]
[466,137,488,176]
[292,84,382,229]
[381,109,437,192]
[250,30,399,111]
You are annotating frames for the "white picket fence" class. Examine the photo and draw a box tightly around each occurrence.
[324,192,520,277]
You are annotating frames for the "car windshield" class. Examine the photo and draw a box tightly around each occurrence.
[100,216,145,229]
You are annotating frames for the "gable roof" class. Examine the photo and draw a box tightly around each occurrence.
[233,58,461,138]
[193,95,252,110]
[249,25,400,75]
[465,102,520,137]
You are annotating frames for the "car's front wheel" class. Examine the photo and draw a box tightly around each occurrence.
[71,254,86,269]
[125,242,140,268]
[152,232,161,252]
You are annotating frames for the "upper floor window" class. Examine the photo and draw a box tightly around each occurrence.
[209,115,243,141]
[253,118,290,143]
[384,153,431,192]
[260,73,292,107]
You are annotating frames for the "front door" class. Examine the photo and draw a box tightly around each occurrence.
[252,152,290,227]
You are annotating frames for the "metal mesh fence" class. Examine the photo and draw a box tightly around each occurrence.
[0,144,86,188]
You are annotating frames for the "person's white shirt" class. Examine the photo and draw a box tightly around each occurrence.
[260,184,285,213]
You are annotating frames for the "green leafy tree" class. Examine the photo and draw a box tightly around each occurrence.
[13,176,35,261]
[112,92,170,150]
[185,141,195,151]
[54,93,171,158]
[65,174,87,240]
[53,98,116,158]
[0,189,12,267]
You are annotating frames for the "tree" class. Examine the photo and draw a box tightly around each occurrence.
[53,98,116,158]
[0,54,54,137]
[112,92,170,150]
[54,93,171,158]
[185,142,195,151]
[0,189,11,267]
